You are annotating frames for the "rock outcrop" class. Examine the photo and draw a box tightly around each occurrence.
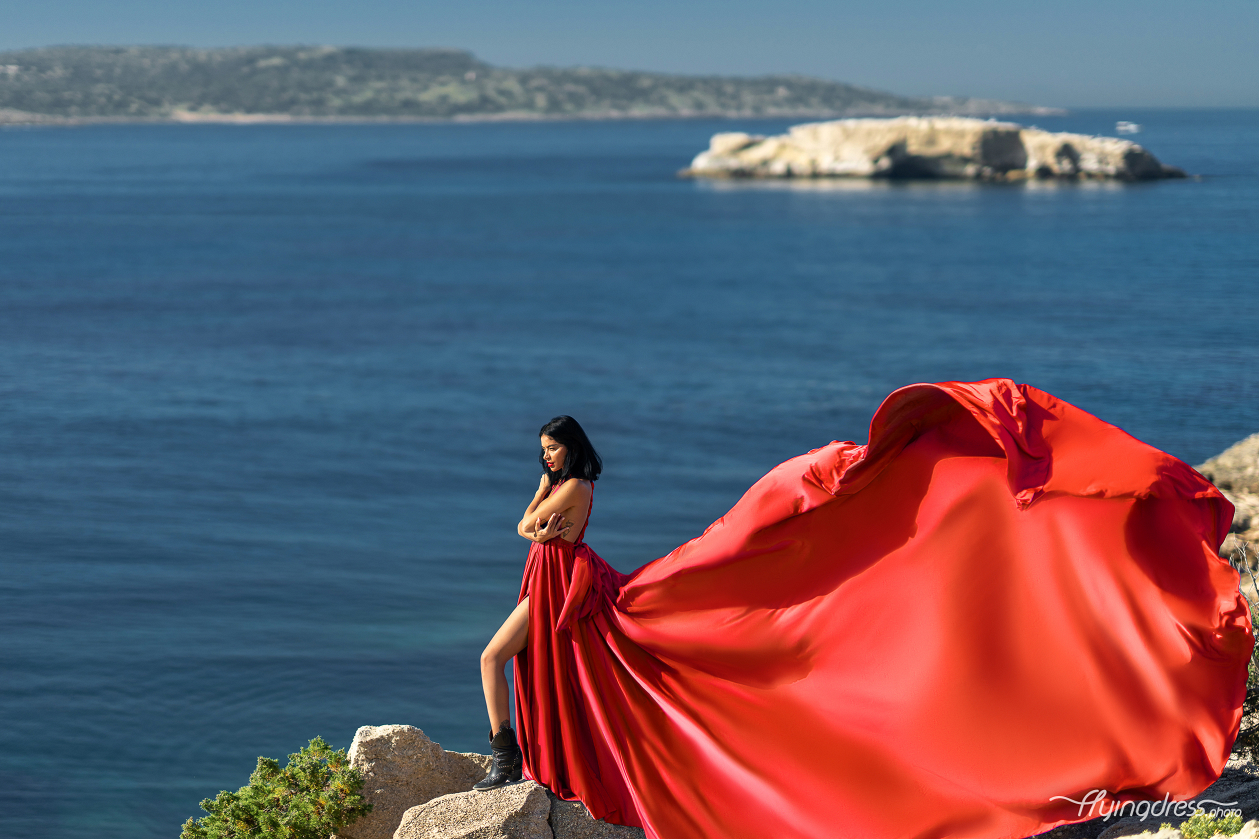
[1197,433,1259,560]
[334,725,642,839]
[394,781,553,839]
[391,781,651,839]
[548,798,645,839]
[337,725,492,839]
[681,116,1185,181]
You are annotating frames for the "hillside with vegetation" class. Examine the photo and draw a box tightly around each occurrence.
[0,46,1054,122]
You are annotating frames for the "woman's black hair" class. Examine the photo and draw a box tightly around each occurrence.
[539,416,602,486]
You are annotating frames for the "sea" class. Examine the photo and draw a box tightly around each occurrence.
[1,108,1256,839]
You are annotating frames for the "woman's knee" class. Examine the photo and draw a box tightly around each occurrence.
[480,644,505,673]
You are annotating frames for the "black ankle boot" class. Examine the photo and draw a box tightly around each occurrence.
[473,721,522,791]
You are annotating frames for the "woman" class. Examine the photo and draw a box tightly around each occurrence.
[475,414,604,791]
[473,381,1250,839]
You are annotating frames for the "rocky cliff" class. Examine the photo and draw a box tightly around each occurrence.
[681,116,1185,181]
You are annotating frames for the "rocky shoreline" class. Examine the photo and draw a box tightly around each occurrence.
[681,116,1185,181]
[336,725,1259,839]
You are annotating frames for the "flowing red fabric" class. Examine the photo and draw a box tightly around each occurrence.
[512,379,1250,839]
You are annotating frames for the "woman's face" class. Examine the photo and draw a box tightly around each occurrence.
[541,435,567,473]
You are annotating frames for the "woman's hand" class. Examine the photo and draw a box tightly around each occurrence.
[533,512,571,542]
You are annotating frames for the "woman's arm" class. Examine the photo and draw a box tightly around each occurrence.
[520,511,569,543]
[517,479,590,542]
[521,474,549,516]
[517,476,553,541]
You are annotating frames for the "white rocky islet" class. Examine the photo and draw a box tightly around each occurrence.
[681,116,1185,181]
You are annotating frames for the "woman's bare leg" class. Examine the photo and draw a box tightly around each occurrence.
[480,596,530,733]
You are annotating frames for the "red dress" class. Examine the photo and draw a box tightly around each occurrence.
[512,379,1249,839]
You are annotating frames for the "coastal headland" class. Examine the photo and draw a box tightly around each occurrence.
[681,116,1186,181]
[0,46,1061,125]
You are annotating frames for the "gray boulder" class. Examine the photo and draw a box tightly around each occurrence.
[394,781,552,839]
[547,795,646,839]
[337,725,491,839]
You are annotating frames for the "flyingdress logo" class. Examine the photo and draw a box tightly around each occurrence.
[1050,790,1242,821]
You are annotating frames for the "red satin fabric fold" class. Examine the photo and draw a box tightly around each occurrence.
[513,379,1249,839]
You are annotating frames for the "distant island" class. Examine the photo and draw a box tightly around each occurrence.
[681,117,1185,181]
[0,46,1062,124]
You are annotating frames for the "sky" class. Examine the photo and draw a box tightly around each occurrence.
[2,0,1257,108]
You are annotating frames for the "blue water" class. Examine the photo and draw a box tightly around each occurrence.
[1,109,1256,839]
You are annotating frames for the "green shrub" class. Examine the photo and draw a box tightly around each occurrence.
[181,737,371,839]
[1161,810,1246,839]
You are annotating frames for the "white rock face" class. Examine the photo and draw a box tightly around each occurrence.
[1197,432,1259,559]
[682,116,1184,181]
[394,781,552,839]
[337,725,492,839]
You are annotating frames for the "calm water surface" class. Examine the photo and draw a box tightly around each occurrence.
[1,109,1257,838]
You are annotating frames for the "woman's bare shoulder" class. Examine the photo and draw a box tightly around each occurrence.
[554,479,592,501]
